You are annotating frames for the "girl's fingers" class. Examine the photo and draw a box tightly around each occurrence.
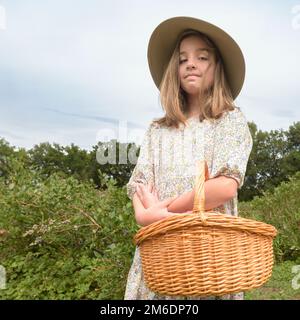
[152,187,158,198]
[139,182,157,197]
[136,185,142,197]
[146,182,153,193]
[138,184,144,193]
[150,183,154,193]
[140,183,151,194]
[140,184,149,196]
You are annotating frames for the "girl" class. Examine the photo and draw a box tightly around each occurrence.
[124,16,253,300]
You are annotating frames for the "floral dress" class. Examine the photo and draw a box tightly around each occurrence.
[124,106,253,300]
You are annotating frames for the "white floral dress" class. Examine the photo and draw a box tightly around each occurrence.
[124,106,253,300]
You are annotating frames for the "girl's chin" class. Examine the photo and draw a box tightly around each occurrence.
[182,85,211,96]
[184,88,202,95]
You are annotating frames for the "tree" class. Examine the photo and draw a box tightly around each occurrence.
[240,121,300,201]
[0,138,15,178]
[28,142,67,178]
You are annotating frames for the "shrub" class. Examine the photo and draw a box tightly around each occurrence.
[0,155,138,299]
[239,171,300,262]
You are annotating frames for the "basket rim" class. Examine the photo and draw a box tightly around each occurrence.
[134,211,277,246]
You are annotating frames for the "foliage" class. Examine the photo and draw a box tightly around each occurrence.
[239,171,300,262]
[0,155,138,299]
[240,121,300,201]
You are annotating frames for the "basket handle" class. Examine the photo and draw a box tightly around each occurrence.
[192,160,209,217]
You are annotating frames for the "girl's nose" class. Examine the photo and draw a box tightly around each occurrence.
[186,61,196,70]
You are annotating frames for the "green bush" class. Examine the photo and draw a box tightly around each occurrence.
[0,155,138,299]
[239,171,300,262]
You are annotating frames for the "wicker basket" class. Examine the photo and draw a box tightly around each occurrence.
[134,160,277,297]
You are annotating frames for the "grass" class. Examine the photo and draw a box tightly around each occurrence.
[245,259,300,300]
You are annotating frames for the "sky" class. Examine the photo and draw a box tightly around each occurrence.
[0,0,299,151]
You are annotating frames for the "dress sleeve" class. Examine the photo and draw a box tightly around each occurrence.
[210,107,253,190]
[126,123,155,200]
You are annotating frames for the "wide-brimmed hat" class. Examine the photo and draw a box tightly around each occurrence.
[147,16,245,100]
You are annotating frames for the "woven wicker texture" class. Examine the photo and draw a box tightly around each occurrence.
[134,160,277,296]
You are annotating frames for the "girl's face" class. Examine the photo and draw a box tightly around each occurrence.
[178,35,216,96]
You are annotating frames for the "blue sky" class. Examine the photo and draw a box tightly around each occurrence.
[0,0,299,151]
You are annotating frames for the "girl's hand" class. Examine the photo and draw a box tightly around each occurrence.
[141,196,193,226]
[136,182,159,209]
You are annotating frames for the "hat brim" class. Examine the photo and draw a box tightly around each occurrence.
[147,16,245,100]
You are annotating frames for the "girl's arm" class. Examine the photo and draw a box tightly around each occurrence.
[132,191,188,227]
[167,176,238,213]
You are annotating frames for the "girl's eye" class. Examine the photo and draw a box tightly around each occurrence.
[179,57,208,64]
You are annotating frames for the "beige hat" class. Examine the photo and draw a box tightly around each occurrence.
[147,16,245,100]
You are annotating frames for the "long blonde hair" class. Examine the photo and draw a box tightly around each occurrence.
[152,29,235,129]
